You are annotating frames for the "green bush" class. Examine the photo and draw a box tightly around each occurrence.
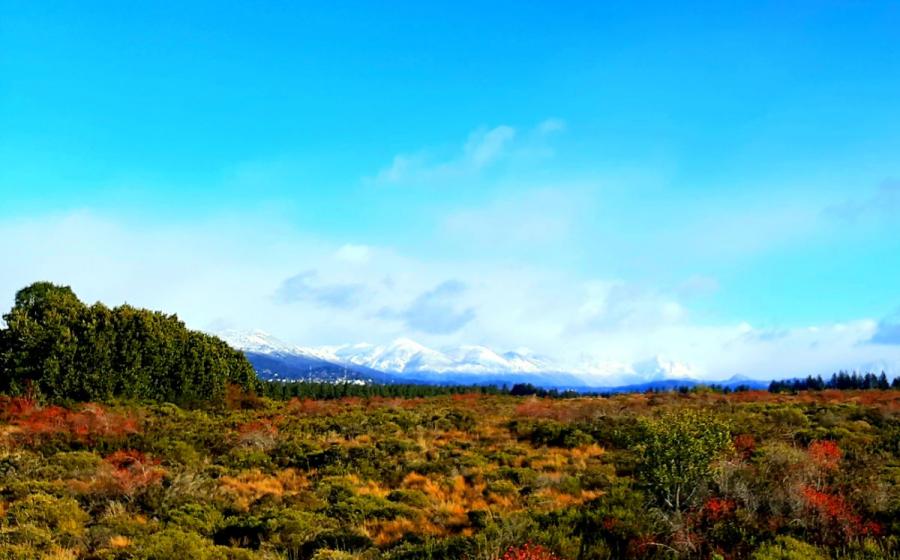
[635,410,732,511]
[751,536,828,560]
[4,493,89,548]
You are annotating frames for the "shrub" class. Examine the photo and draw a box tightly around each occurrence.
[5,494,89,549]
[135,528,223,560]
[104,450,165,496]
[751,536,828,560]
[501,542,561,560]
[635,410,732,511]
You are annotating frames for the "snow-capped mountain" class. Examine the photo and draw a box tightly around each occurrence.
[329,338,456,374]
[217,329,296,355]
[319,338,551,375]
[214,329,706,388]
[216,329,332,362]
[215,329,380,383]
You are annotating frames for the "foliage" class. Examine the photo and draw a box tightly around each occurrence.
[0,282,258,405]
[501,542,562,560]
[750,536,828,560]
[3,379,900,557]
[634,410,733,512]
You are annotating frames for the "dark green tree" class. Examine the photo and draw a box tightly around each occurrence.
[0,282,258,405]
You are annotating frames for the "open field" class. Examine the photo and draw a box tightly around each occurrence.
[1,389,899,559]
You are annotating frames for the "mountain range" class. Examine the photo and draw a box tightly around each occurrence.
[215,329,770,391]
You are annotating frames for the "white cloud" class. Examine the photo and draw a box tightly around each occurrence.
[463,125,516,168]
[2,211,899,382]
[371,120,561,185]
[571,281,687,333]
[441,186,591,247]
[334,244,372,264]
[374,154,422,184]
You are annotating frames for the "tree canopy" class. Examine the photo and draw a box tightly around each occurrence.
[0,282,258,405]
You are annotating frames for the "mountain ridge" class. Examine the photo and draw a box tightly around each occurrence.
[215,329,768,389]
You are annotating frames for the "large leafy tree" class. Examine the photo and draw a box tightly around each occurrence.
[0,282,258,404]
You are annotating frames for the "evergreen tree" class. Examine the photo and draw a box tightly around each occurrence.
[0,282,258,405]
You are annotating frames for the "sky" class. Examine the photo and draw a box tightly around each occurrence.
[2,1,900,380]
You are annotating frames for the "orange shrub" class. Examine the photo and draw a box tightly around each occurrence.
[808,440,841,471]
[733,434,756,459]
[104,450,165,495]
[0,399,139,446]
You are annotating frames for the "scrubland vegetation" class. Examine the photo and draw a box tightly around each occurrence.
[1,389,900,559]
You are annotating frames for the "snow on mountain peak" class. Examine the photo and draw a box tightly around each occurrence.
[215,328,699,385]
[216,329,339,363]
[216,329,296,355]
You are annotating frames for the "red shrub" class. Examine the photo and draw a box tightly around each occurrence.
[0,397,36,420]
[0,399,139,445]
[398,398,426,409]
[225,384,264,410]
[703,497,737,522]
[808,440,841,471]
[515,399,556,419]
[799,485,881,539]
[861,521,883,537]
[104,450,164,494]
[733,434,756,459]
[235,420,279,450]
[727,390,775,403]
[513,398,598,422]
[237,420,278,437]
[287,398,333,416]
[501,542,561,560]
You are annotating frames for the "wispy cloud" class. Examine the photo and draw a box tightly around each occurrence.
[536,118,566,134]
[825,179,900,222]
[333,244,372,264]
[463,125,516,168]
[739,327,790,343]
[870,312,900,345]
[383,280,476,335]
[274,271,366,308]
[441,187,585,246]
[371,119,563,185]
[677,275,720,299]
[570,282,686,333]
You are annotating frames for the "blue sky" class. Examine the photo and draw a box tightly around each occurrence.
[2,1,900,379]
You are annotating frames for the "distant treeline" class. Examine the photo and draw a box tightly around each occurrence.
[258,381,588,400]
[769,371,900,393]
[0,282,259,405]
[258,380,762,400]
